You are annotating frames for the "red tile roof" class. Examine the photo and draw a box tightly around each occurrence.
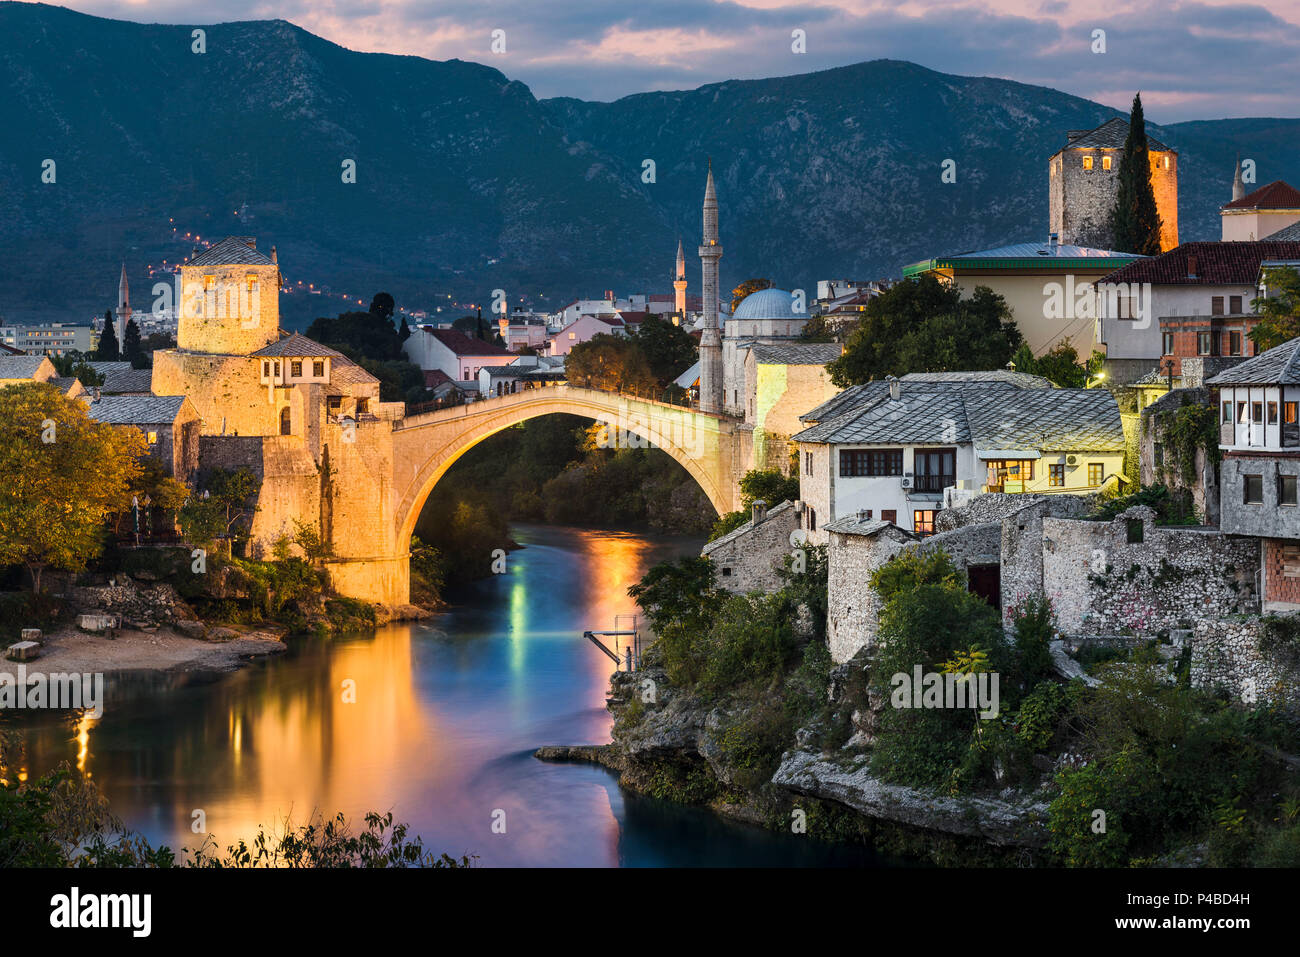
[423,368,454,388]
[617,311,651,324]
[1100,241,1300,286]
[426,327,512,357]
[1222,180,1300,211]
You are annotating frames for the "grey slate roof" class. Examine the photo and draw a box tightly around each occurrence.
[328,360,379,386]
[821,516,899,537]
[794,380,1124,453]
[1059,117,1170,152]
[751,343,842,365]
[87,361,132,374]
[1207,336,1300,385]
[701,501,795,553]
[187,237,276,267]
[250,333,343,358]
[84,395,189,425]
[100,367,154,394]
[964,389,1125,453]
[0,355,50,379]
[49,377,81,393]
[902,370,1053,389]
[798,370,1050,425]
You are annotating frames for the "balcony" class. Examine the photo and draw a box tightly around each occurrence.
[912,474,956,493]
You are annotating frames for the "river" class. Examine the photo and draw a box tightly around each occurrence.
[6,524,880,867]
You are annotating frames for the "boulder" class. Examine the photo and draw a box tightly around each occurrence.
[173,620,207,640]
[6,641,40,662]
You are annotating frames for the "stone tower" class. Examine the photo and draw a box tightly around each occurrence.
[1047,117,1179,252]
[674,238,687,314]
[115,262,131,344]
[698,163,724,414]
[176,236,281,355]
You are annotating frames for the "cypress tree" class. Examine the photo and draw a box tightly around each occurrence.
[123,318,145,368]
[1110,93,1163,255]
[96,310,120,361]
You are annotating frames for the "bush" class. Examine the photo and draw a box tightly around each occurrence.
[698,593,801,697]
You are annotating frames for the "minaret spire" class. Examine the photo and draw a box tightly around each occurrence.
[116,262,131,345]
[673,238,687,315]
[698,161,724,414]
[1232,153,1245,202]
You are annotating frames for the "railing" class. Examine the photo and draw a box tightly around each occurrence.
[913,474,956,493]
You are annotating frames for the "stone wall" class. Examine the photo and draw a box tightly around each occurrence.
[1190,616,1300,704]
[1041,506,1259,637]
[826,523,915,663]
[703,501,800,595]
[999,495,1095,622]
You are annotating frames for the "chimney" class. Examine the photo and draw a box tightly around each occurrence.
[271,245,277,263]
[1187,253,1198,279]
[246,238,256,249]
[91,387,100,402]
[887,375,900,401]
[857,509,870,522]
[1049,232,1059,252]
[751,499,767,526]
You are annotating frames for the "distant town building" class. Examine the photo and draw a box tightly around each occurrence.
[1220,180,1300,242]
[404,326,513,380]
[0,322,95,356]
[1048,117,1179,252]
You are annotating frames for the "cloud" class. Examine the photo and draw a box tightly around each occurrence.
[30,0,1300,120]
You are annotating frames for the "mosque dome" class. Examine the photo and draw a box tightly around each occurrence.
[733,287,800,321]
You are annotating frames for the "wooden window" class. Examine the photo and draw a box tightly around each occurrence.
[1083,156,1094,170]
[1102,155,1112,170]
[1049,463,1065,486]
[1211,296,1225,316]
[1229,295,1243,314]
[291,360,302,377]
[1268,401,1279,425]
[1243,474,1263,504]
[1162,332,1174,354]
[1252,402,1264,424]
[1197,331,1213,355]
[914,448,957,492]
[1280,475,1298,507]
[262,361,271,377]
[313,360,325,377]
[840,449,903,477]
[881,509,897,525]
[1229,331,1242,356]
[914,510,936,537]
[1087,463,1104,486]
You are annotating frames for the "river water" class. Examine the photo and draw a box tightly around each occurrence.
[6,524,879,866]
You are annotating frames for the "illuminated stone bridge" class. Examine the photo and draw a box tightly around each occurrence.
[321,386,745,604]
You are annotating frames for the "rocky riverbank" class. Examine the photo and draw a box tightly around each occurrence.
[536,655,1053,864]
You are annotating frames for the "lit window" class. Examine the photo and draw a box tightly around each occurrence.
[1102,155,1112,170]
[568,332,576,340]
[1083,156,1094,171]
[1164,156,1171,169]
[146,430,158,445]
[914,510,936,537]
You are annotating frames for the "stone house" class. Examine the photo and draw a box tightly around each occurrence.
[1209,336,1300,612]
[793,372,1125,541]
[84,394,201,484]
[0,354,57,387]
[702,500,800,594]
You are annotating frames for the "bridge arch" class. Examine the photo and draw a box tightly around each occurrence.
[390,386,742,553]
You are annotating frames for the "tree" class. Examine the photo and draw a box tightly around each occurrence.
[95,311,120,361]
[122,318,146,369]
[564,333,656,393]
[709,468,800,540]
[369,292,395,322]
[0,383,145,591]
[1008,341,1098,388]
[50,352,104,387]
[630,315,697,387]
[179,467,260,548]
[306,309,402,361]
[398,315,411,342]
[827,276,1021,387]
[1251,266,1300,351]
[731,278,772,312]
[1110,93,1163,256]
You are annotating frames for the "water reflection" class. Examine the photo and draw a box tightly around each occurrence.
[1,525,881,867]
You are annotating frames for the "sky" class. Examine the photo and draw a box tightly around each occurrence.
[33,0,1300,121]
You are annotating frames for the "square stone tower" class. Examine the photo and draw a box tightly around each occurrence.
[177,236,281,354]
[1048,118,1178,252]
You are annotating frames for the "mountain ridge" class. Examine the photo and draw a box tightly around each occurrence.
[1,2,1297,326]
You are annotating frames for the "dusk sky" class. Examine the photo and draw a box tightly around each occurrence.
[33,0,1300,121]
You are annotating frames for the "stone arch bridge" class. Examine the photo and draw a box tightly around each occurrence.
[321,386,745,604]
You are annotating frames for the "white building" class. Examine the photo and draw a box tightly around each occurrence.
[792,372,1126,541]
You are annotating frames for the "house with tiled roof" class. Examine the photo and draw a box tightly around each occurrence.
[1096,239,1300,381]
[1221,181,1300,242]
[792,376,1125,540]
[0,354,56,387]
[548,312,628,356]
[403,326,513,381]
[1208,337,1300,611]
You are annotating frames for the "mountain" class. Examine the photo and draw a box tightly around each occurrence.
[1,2,1297,327]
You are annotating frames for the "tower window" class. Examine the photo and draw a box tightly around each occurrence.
[1082,156,1094,171]
[1102,155,1112,170]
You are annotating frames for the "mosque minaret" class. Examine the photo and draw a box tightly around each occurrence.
[698,161,724,414]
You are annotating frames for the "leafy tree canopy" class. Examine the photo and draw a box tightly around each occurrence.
[564,333,656,394]
[630,315,697,387]
[731,278,772,311]
[1252,266,1300,351]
